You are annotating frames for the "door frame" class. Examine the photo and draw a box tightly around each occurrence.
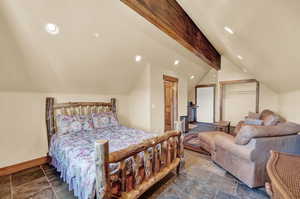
[195,84,216,123]
[163,75,178,131]
[219,79,260,121]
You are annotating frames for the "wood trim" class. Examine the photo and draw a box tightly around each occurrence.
[195,84,216,123]
[121,158,180,199]
[46,98,117,146]
[46,97,55,150]
[53,102,113,109]
[163,75,178,82]
[0,156,50,176]
[163,75,178,131]
[256,82,260,113]
[109,130,180,163]
[219,79,260,121]
[120,0,221,70]
[195,84,216,88]
[219,79,258,85]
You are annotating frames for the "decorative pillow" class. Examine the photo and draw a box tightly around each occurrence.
[263,114,280,126]
[56,115,77,135]
[76,115,94,131]
[260,109,274,121]
[69,120,82,133]
[235,122,300,145]
[247,112,260,120]
[244,118,264,126]
[109,113,119,127]
[92,112,119,129]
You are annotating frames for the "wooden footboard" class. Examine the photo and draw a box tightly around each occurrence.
[95,130,184,199]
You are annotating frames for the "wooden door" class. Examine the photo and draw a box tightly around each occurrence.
[163,75,178,132]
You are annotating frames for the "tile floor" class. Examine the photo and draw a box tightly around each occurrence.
[0,150,269,199]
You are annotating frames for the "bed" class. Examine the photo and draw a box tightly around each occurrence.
[45,97,184,199]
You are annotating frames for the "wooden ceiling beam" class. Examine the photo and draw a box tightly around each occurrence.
[120,0,221,70]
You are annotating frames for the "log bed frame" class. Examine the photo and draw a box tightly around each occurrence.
[45,97,184,199]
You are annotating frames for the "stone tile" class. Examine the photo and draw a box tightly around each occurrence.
[12,166,45,187]
[46,169,61,182]
[235,183,269,199]
[215,191,239,199]
[13,176,50,199]
[157,185,190,199]
[0,175,11,199]
[51,178,69,193]
[56,188,77,199]
[31,188,56,199]
[41,164,55,172]
[142,173,176,199]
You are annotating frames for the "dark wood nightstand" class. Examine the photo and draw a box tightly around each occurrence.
[213,121,231,134]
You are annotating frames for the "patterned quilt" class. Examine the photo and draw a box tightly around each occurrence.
[49,125,159,199]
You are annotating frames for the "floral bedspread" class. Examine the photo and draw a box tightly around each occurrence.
[49,125,159,199]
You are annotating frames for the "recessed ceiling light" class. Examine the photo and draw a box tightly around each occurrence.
[174,60,180,65]
[45,23,59,35]
[135,55,142,62]
[190,75,195,79]
[237,55,243,60]
[224,26,234,34]
[94,33,100,38]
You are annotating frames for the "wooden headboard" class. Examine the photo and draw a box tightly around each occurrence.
[45,97,116,148]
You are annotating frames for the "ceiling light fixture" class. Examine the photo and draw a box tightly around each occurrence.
[174,60,180,65]
[45,23,59,35]
[224,26,234,34]
[94,33,100,38]
[190,75,195,80]
[237,55,243,60]
[135,55,142,62]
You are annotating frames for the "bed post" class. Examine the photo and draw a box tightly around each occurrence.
[46,97,55,150]
[111,98,116,113]
[95,140,110,199]
[175,120,185,175]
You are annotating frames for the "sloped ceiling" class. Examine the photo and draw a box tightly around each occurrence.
[0,0,211,94]
[178,0,300,93]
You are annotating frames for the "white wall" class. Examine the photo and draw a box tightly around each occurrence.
[190,56,279,124]
[0,92,130,168]
[279,90,300,123]
[189,69,218,103]
[223,83,257,125]
[219,57,279,115]
[128,65,151,131]
[0,64,190,168]
[150,65,188,133]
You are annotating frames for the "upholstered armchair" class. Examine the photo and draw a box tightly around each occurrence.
[198,109,300,187]
[213,132,300,188]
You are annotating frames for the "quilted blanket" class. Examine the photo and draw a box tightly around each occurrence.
[49,125,159,199]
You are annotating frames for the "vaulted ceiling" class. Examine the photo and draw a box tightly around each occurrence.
[0,0,210,94]
[1,0,299,94]
[178,0,300,93]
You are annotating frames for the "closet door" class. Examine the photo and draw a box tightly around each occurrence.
[223,82,256,125]
[196,86,215,123]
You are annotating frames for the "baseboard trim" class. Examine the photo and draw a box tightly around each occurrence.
[0,156,50,176]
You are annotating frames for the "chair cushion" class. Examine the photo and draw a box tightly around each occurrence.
[198,131,228,153]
